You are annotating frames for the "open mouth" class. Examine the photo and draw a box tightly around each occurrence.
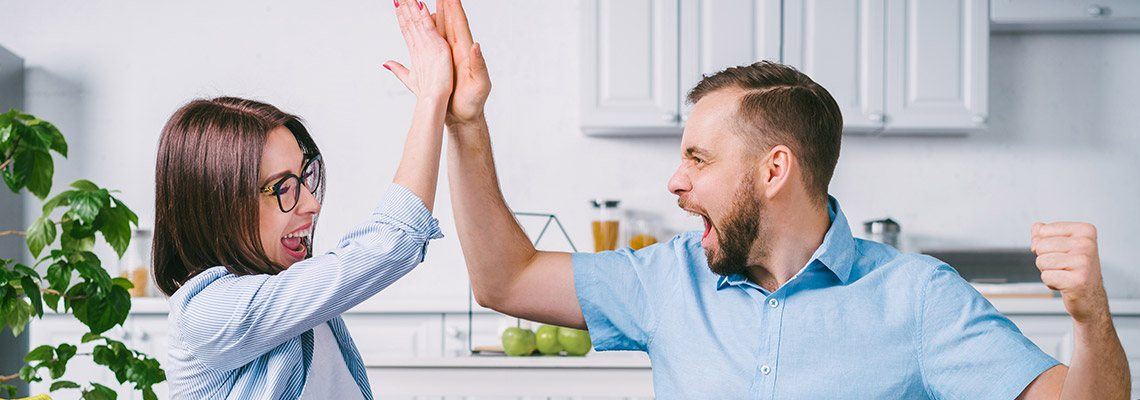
[281,224,311,260]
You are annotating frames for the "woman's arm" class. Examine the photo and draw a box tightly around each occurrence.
[384,0,454,211]
[174,185,442,371]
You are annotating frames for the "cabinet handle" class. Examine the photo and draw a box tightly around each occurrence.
[446,326,466,340]
[662,113,680,123]
[868,113,884,123]
[972,114,987,124]
[1087,5,1109,17]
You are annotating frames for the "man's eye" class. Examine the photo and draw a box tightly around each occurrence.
[693,157,704,164]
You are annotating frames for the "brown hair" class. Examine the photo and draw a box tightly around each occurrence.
[152,97,325,296]
[687,61,843,202]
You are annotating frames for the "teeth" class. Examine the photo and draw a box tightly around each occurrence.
[283,231,310,239]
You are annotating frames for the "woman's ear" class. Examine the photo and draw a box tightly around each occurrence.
[759,144,793,199]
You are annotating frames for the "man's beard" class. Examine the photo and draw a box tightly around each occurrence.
[705,178,764,277]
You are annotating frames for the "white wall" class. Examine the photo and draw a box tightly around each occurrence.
[1,1,1137,309]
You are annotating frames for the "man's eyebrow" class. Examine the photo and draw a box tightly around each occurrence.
[684,146,711,158]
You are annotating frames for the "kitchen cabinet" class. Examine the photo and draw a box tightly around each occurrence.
[782,0,886,132]
[582,0,990,136]
[783,0,988,133]
[991,0,1140,31]
[580,0,680,136]
[580,0,781,136]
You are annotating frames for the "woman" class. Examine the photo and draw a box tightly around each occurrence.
[152,0,457,398]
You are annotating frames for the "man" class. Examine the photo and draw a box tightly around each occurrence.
[416,1,1131,398]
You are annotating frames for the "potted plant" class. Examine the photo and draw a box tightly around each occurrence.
[0,109,165,399]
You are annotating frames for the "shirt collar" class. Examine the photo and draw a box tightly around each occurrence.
[716,195,857,290]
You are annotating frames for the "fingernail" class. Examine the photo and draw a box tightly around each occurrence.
[418,1,424,9]
[394,0,399,7]
[383,63,391,70]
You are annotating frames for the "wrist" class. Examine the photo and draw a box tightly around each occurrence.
[445,113,487,130]
[416,95,450,111]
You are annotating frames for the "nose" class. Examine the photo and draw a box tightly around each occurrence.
[296,187,322,216]
[667,165,690,197]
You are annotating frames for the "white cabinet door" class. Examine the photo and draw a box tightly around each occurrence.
[581,0,680,136]
[783,0,887,132]
[679,0,782,120]
[340,314,444,361]
[884,0,988,132]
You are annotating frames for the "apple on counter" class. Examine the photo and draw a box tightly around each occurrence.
[501,326,537,356]
[536,325,563,355]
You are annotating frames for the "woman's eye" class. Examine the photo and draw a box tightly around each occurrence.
[278,185,292,195]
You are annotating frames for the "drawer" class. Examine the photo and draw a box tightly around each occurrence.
[341,314,444,360]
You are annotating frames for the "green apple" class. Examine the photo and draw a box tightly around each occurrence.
[557,327,592,356]
[535,325,563,355]
[501,327,537,357]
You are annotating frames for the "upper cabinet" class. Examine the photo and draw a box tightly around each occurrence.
[582,0,990,136]
[782,0,886,132]
[581,0,680,136]
[780,0,988,133]
[581,0,781,136]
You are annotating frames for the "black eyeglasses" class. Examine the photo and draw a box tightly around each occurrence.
[260,154,323,213]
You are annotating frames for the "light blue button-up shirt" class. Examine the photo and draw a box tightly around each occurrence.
[167,184,443,399]
[573,196,1058,399]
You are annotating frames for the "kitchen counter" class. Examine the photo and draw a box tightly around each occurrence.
[366,352,651,369]
[124,296,1140,316]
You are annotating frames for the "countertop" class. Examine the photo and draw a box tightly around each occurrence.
[122,296,1140,316]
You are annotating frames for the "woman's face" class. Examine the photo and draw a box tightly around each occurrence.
[258,126,322,268]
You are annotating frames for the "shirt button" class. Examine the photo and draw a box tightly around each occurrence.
[768,298,779,308]
[761,365,772,375]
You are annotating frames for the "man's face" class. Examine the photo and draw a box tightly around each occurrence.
[668,89,766,276]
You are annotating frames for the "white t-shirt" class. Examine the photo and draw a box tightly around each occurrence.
[299,323,367,400]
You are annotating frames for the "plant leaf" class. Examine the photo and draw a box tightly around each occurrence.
[14,148,55,199]
[51,380,82,391]
[42,189,76,214]
[26,216,57,258]
[82,332,104,343]
[21,275,43,317]
[83,383,117,400]
[68,189,107,225]
[25,344,55,362]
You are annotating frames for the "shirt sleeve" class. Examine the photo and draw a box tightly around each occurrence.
[919,263,1060,399]
[572,246,663,352]
[175,183,443,371]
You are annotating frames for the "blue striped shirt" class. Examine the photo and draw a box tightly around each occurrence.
[166,184,443,399]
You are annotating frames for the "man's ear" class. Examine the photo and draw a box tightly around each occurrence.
[759,145,793,199]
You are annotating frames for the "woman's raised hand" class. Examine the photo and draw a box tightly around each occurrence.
[384,0,454,103]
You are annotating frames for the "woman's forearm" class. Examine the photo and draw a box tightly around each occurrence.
[393,96,448,212]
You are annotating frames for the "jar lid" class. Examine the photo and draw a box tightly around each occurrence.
[590,199,621,208]
[863,218,900,234]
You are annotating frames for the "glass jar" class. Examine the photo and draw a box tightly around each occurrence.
[626,213,660,251]
[590,199,621,252]
[119,229,153,297]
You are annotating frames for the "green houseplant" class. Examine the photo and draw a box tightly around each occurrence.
[0,109,165,399]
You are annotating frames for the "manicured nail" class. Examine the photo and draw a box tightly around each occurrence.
[383,64,391,71]
[394,0,399,7]
[418,1,424,10]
